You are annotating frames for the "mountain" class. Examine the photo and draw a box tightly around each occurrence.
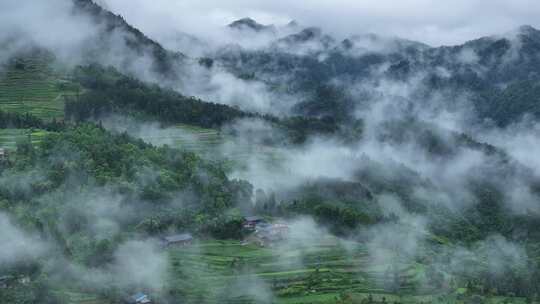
[228,17,277,33]
[274,27,335,51]
[71,0,186,77]
[3,3,540,303]
[340,33,430,55]
[214,23,540,126]
[286,20,300,29]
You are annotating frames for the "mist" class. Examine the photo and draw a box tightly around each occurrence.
[102,0,540,47]
[0,212,48,265]
[2,1,540,302]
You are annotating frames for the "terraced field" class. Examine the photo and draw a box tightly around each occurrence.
[138,124,284,169]
[45,236,537,304]
[0,128,51,150]
[0,55,79,120]
[52,291,108,304]
[137,124,224,155]
[167,238,370,303]
[163,239,529,304]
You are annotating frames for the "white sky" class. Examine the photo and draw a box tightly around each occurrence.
[100,0,540,46]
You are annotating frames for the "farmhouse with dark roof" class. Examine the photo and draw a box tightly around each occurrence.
[243,216,266,229]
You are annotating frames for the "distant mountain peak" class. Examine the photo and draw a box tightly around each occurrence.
[518,25,538,35]
[275,27,335,52]
[228,18,275,32]
[515,25,540,43]
[342,33,429,53]
[71,0,185,77]
[286,20,299,28]
[284,27,323,43]
[301,27,323,38]
[341,38,354,49]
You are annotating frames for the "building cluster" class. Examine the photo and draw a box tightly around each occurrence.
[243,216,290,247]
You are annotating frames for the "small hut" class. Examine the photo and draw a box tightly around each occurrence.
[161,233,193,247]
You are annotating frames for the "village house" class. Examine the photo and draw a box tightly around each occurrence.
[161,233,193,247]
[0,148,8,162]
[243,216,266,229]
[0,276,14,289]
[126,292,152,304]
[241,216,290,247]
[0,275,30,289]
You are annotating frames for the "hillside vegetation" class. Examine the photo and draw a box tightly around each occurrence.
[2,1,540,304]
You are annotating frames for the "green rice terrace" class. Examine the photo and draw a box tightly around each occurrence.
[0,128,51,150]
[0,55,80,120]
[166,238,419,304]
[54,238,534,304]
[137,124,224,155]
[138,124,284,171]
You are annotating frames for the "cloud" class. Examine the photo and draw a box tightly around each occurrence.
[0,0,177,83]
[111,240,169,291]
[0,0,98,64]
[0,212,48,264]
[433,235,531,281]
[102,0,540,46]
[179,64,296,114]
[44,238,169,296]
